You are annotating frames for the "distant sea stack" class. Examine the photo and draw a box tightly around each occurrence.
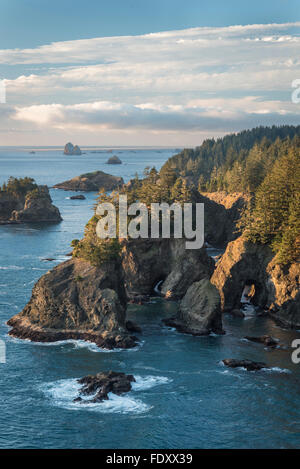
[106,155,122,165]
[53,171,124,192]
[64,142,82,155]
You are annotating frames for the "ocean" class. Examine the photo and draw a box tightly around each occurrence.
[0,147,299,449]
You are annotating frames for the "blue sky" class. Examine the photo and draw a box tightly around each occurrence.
[1,0,300,48]
[0,1,299,145]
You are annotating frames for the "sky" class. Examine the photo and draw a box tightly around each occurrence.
[0,0,299,146]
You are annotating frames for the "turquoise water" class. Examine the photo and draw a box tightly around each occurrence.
[0,148,300,449]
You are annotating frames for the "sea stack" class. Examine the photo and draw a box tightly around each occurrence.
[64,142,82,155]
[106,155,122,164]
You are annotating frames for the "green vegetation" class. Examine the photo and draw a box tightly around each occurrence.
[72,125,300,267]
[1,177,37,197]
[71,214,121,267]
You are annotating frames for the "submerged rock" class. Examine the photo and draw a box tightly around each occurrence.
[164,278,224,336]
[70,194,86,200]
[106,155,122,165]
[244,335,278,347]
[7,258,137,350]
[75,371,135,403]
[222,359,268,371]
[53,171,123,192]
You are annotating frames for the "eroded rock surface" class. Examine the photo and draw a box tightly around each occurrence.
[164,278,224,336]
[7,258,137,349]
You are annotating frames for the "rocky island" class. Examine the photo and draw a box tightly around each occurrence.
[106,155,122,164]
[63,142,82,155]
[0,177,62,224]
[53,170,124,192]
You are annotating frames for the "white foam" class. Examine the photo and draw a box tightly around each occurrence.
[40,378,147,414]
[132,375,171,391]
[262,367,291,374]
[40,374,170,413]
[0,265,24,270]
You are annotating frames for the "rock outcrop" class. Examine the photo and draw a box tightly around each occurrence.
[53,171,124,192]
[7,258,137,349]
[163,278,224,336]
[64,142,82,155]
[121,238,214,300]
[222,359,268,371]
[75,371,135,403]
[106,155,122,165]
[211,236,300,328]
[0,186,62,224]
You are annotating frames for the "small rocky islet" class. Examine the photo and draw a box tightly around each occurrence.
[0,177,62,224]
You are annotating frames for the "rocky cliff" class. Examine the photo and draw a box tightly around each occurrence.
[53,171,124,192]
[164,278,224,335]
[7,257,137,349]
[121,238,214,300]
[211,236,300,328]
[0,186,62,224]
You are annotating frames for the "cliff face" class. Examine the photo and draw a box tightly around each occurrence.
[121,238,214,300]
[164,278,224,336]
[211,236,300,328]
[53,171,124,192]
[7,258,137,349]
[0,186,62,224]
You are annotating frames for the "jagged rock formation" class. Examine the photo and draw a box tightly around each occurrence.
[53,171,124,192]
[164,278,224,336]
[0,186,62,224]
[106,155,122,164]
[211,236,300,328]
[121,238,214,300]
[75,371,135,403]
[7,258,137,349]
[64,142,82,155]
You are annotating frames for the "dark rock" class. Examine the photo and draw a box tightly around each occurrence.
[77,371,135,403]
[53,171,123,192]
[70,194,86,200]
[126,320,142,333]
[222,359,268,371]
[163,278,224,336]
[244,335,278,347]
[106,155,122,165]
[228,309,245,318]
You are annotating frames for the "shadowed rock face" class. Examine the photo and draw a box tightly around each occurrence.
[163,278,224,336]
[121,238,214,300]
[53,171,124,192]
[7,258,137,349]
[211,236,300,328]
[0,186,62,224]
[75,371,135,403]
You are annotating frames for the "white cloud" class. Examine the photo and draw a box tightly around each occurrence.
[0,22,300,144]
